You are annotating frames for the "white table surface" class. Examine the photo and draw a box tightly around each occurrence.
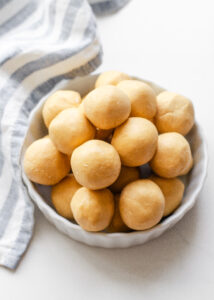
[1,1,214,299]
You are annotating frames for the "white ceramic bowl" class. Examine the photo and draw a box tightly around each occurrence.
[20,74,208,248]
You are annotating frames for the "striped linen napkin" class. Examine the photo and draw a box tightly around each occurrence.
[0,0,129,270]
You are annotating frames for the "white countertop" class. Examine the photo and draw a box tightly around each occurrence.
[1,1,213,299]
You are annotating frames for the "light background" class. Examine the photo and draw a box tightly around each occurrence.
[1,1,214,299]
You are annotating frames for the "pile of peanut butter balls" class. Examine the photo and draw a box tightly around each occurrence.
[24,71,195,233]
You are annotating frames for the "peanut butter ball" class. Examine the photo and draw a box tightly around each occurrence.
[155,91,194,135]
[71,187,114,232]
[42,90,81,127]
[147,117,155,124]
[150,132,193,178]
[83,85,131,130]
[95,71,131,88]
[117,80,157,119]
[183,155,194,175]
[51,174,81,219]
[49,108,95,155]
[150,175,184,217]
[110,166,140,193]
[71,140,121,190]
[23,136,70,185]
[111,117,158,167]
[78,101,85,114]
[120,179,165,230]
[106,194,129,233]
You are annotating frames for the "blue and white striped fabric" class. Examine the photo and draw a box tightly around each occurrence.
[0,0,129,269]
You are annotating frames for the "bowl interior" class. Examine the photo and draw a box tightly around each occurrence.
[20,74,207,246]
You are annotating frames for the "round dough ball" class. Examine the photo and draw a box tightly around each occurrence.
[155,91,194,135]
[95,128,113,141]
[49,108,95,155]
[147,117,155,124]
[78,101,85,114]
[83,85,131,129]
[150,175,184,217]
[71,140,121,190]
[110,166,140,193]
[117,80,157,119]
[150,132,193,178]
[183,155,194,175]
[42,90,81,127]
[111,117,158,167]
[23,136,70,185]
[120,179,165,230]
[95,71,131,88]
[71,187,114,232]
[106,194,129,233]
[51,174,81,219]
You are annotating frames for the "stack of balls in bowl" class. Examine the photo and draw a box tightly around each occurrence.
[24,71,195,233]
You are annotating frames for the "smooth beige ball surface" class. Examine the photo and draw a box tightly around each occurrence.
[110,166,140,193]
[51,174,81,219]
[23,136,70,185]
[71,187,114,232]
[150,132,193,178]
[106,194,129,233]
[150,175,184,217]
[42,90,81,127]
[78,101,85,114]
[95,71,131,88]
[49,108,95,155]
[71,140,121,190]
[83,85,131,130]
[155,91,194,135]
[117,80,157,119]
[120,179,165,230]
[183,155,194,175]
[111,117,158,167]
